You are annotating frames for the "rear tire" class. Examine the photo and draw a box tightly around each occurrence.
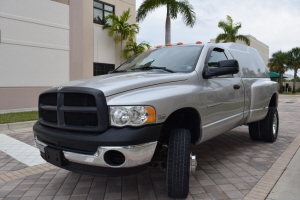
[261,107,279,142]
[249,121,262,141]
[166,128,191,199]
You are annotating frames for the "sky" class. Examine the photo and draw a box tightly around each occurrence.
[135,0,300,76]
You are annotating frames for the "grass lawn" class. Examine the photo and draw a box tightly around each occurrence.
[0,111,38,124]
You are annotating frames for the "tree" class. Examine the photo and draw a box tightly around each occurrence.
[286,47,300,93]
[136,0,196,45]
[122,39,151,60]
[215,15,250,46]
[268,51,288,93]
[103,8,139,63]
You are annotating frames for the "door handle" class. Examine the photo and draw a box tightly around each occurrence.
[234,85,240,89]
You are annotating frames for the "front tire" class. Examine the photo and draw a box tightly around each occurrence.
[166,128,191,198]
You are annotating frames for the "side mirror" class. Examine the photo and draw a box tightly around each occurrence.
[203,59,239,78]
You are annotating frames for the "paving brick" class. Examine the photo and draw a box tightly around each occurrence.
[218,184,237,192]
[208,191,229,200]
[224,190,244,199]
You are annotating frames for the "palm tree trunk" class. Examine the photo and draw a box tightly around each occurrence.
[293,67,298,93]
[165,4,171,45]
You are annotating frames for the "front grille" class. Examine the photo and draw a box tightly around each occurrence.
[64,112,98,126]
[64,93,96,107]
[40,93,57,106]
[41,109,57,124]
[38,87,108,132]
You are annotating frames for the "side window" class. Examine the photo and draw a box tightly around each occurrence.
[207,49,228,68]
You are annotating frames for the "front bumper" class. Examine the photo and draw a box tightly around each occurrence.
[33,121,162,176]
[35,136,157,168]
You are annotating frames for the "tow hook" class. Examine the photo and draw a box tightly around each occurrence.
[190,153,197,173]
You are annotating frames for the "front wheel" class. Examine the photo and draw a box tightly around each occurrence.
[166,128,191,198]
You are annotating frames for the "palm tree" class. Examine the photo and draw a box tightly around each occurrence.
[286,47,300,93]
[122,39,151,60]
[268,51,288,93]
[216,15,250,46]
[136,0,196,45]
[103,8,139,63]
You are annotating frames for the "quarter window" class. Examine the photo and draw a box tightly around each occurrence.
[93,0,114,25]
[207,49,228,68]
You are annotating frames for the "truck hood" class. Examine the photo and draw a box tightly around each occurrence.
[57,72,190,96]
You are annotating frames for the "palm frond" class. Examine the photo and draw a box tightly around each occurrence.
[176,0,196,27]
[235,35,250,46]
[120,8,131,22]
[215,33,228,43]
[232,22,241,35]
[218,20,230,33]
[136,0,166,22]
[122,39,151,60]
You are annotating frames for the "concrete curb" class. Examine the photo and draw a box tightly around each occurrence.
[0,121,36,133]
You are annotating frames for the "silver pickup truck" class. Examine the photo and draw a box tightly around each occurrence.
[33,42,279,198]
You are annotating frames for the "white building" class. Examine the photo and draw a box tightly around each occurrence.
[0,0,136,110]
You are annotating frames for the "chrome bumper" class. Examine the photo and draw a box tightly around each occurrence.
[34,136,157,168]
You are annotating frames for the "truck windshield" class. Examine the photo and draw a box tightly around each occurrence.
[115,45,203,73]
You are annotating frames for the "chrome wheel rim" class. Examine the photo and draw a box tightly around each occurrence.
[190,153,197,174]
[273,113,278,136]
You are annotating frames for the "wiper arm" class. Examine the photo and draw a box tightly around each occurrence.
[133,66,176,73]
[109,70,127,74]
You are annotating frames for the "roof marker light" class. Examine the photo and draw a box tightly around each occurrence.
[166,44,172,46]
[196,41,202,44]
[156,46,162,48]
[177,42,183,45]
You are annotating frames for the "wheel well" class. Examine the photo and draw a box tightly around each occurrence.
[160,108,201,145]
[269,93,278,108]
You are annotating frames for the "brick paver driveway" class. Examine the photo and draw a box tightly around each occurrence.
[0,96,299,200]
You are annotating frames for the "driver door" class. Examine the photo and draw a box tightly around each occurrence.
[200,47,244,141]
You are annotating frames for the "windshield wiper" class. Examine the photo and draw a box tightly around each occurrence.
[109,70,127,74]
[133,66,176,73]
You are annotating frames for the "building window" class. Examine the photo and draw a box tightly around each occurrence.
[93,0,114,25]
[94,63,115,76]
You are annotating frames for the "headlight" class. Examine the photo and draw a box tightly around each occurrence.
[109,106,156,127]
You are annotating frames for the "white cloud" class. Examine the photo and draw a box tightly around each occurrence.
[136,0,300,57]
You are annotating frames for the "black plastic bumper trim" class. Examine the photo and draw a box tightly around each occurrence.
[33,121,162,153]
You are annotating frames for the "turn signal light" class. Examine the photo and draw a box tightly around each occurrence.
[145,106,156,123]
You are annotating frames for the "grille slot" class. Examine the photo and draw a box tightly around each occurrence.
[41,109,57,124]
[64,112,98,127]
[64,93,96,107]
[40,93,57,106]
